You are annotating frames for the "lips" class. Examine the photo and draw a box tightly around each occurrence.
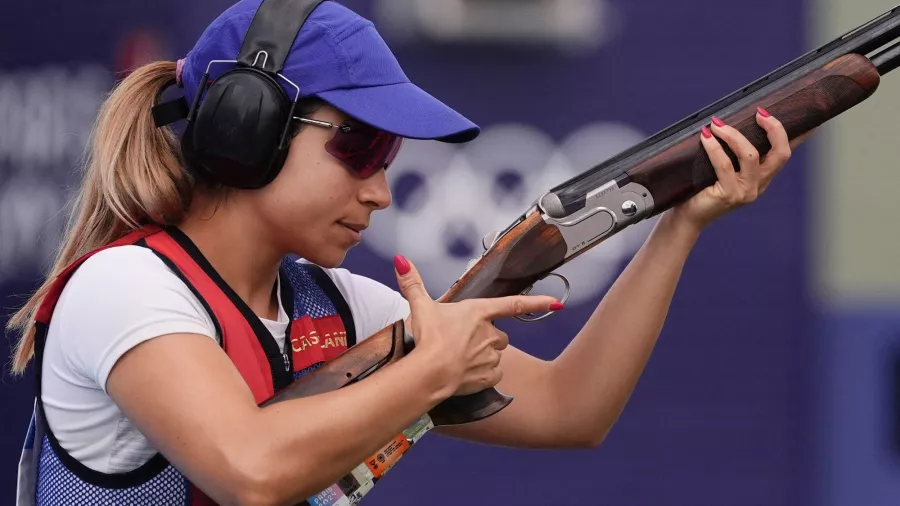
[338,221,367,241]
[338,222,367,233]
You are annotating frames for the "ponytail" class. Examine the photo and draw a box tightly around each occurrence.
[6,61,193,374]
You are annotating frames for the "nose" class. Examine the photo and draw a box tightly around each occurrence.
[359,169,392,210]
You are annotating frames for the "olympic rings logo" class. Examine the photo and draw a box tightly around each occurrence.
[365,122,660,305]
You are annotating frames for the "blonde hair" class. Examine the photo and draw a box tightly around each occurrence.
[6,61,193,374]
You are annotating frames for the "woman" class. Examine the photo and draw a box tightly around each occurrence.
[8,1,803,505]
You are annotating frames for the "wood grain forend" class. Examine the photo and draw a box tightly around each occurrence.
[627,53,881,213]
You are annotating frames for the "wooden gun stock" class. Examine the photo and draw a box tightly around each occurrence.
[260,322,407,407]
[260,318,518,426]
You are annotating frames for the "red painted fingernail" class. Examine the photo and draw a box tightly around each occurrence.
[550,301,565,311]
[701,126,712,139]
[394,255,410,275]
[757,106,770,118]
[712,116,726,127]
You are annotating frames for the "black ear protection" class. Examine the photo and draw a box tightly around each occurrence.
[154,0,327,190]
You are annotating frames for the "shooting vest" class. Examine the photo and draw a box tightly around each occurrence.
[16,225,356,506]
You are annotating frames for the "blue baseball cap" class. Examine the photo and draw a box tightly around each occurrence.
[180,0,480,143]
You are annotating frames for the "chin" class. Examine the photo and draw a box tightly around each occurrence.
[301,246,350,269]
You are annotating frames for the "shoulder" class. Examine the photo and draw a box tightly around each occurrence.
[60,245,213,322]
[62,245,190,301]
[50,244,217,391]
[70,243,178,279]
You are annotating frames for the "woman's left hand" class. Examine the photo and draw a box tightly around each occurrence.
[671,107,810,231]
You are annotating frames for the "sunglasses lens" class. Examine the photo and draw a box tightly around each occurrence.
[325,122,403,178]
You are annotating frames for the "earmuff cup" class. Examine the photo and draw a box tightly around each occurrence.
[182,67,293,189]
[175,0,327,190]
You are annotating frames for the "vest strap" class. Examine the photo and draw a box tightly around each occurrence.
[306,265,356,347]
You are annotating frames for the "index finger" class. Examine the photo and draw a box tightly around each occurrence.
[477,295,563,320]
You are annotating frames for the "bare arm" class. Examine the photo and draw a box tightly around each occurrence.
[107,333,451,506]
[439,112,799,449]
[438,210,697,448]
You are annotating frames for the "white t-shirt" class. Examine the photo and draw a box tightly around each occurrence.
[39,245,411,474]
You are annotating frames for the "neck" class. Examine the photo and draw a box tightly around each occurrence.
[178,195,283,320]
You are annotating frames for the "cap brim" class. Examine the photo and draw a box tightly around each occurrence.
[316,83,480,144]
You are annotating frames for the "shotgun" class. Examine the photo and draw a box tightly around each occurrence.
[264,4,900,504]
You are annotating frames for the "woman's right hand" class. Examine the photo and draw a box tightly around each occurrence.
[393,255,562,397]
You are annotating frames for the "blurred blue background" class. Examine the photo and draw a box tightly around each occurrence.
[2,0,899,504]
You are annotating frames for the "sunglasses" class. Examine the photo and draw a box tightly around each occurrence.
[293,117,404,179]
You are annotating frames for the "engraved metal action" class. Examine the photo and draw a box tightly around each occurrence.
[537,181,654,259]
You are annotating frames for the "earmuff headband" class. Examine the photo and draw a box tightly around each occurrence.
[239,0,326,74]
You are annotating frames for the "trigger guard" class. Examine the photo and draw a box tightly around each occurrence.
[515,273,571,323]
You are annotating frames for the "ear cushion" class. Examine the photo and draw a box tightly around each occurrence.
[182,67,292,189]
